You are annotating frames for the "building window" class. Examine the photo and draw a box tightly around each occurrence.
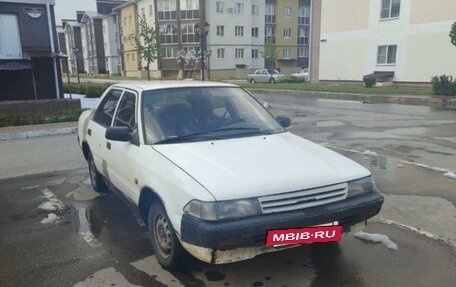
[377,45,397,64]
[299,5,310,24]
[217,48,225,59]
[216,1,224,13]
[284,7,292,18]
[298,26,309,44]
[160,24,178,43]
[149,5,153,16]
[162,47,174,58]
[129,15,132,25]
[158,0,177,21]
[298,46,309,57]
[141,8,146,16]
[266,4,275,15]
[252,27,259,37]
[235,48,244,59]
[182,24,196,43]
[381,0,400,19]
[252,4,259,16]
[132,53,135,61]
[283,28,291,38]
[0,14,22,59]
[217,25,224,36]
[124,17,127,26]
[251,49,259,59]
[235,3,244,14]
[127,54,130,62]
[180,0,199,10]
[266,26,275,37]
[235,26,244,37]
[283,49,291,59]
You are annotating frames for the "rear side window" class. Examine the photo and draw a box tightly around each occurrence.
[93,89,123,127]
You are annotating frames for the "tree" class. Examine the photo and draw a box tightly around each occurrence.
[450,22,456,47]
[260,38,278,70]
[134,15,161,81]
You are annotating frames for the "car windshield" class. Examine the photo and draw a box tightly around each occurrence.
[142,87,284,144]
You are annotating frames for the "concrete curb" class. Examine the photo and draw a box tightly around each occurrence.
[247,89,444,106]
[0,127,77,141]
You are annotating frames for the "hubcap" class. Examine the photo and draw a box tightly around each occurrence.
[154,214,172,258]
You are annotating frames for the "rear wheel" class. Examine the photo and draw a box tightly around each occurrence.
[148,202,190,270]
[88,152,109,193]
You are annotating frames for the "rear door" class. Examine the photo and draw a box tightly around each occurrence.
[87,88,123,177]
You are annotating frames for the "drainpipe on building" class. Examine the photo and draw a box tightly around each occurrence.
[308,0,313,83]
[46,0,60,99]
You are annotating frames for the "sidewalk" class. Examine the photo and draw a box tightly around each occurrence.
[0,122,78,141]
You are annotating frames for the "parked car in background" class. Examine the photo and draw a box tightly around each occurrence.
[78,81,384,270]
[247,69,285,84]
[291,68,309,81]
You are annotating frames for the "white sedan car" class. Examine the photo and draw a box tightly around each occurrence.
[291,68,309,80]
[78,81,383,270]
[246,69,285,83]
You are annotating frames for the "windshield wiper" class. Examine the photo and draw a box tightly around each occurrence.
[154,132,210,144]
[211,126,260,133]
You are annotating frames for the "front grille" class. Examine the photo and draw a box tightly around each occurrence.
[258,183,348,214]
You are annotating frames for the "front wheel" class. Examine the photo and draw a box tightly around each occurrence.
[148,202,190,270]
[88,152,109,193]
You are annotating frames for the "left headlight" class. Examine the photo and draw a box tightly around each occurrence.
[347,176,377,198]
[183,198,262,221]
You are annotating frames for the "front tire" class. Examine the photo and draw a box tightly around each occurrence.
[148,202,190,270]
[88,152,109,193]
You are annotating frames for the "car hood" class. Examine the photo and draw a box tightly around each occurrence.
[153,132,370,201]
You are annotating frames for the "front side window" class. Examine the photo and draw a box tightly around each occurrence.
[377,45,397,64]
[114,92,136,129]
[141,87,283,144]
[381,0,400,19]
[94,89,123,127]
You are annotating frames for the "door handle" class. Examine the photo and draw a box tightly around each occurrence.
[106,142,111,150]
[87,128,92,136]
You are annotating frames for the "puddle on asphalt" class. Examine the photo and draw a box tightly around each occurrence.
[71,205,102,248]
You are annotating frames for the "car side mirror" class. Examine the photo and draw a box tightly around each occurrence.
[276,116,291,128]
[105,126,131,142]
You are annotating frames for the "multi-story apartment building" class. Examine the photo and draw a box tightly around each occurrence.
[115,1,141,77]
[80,12,107,74]
[137,0,161,78]
[319,0,456,83]
[63,18,85,75]
[206,0,265,79]
[103,12,122,75]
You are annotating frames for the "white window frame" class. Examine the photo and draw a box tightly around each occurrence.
[251,49,259,59]
[217,25,224,36]
[162,47,174,58]
[217,48,225,59]
[284,7,292,18]
[235,48,244,59]
[216,1,224,13]
[298,46,309,58]
[235,2,244,14]
[266,4,275,15]
[283,28,291,39]
[377,45,397,65]
[252,4,259,16]
[251,27,259,38]
[380,0,400,19]
[235,26,244,37]
[283,49,291,59]
[0,14,22,59]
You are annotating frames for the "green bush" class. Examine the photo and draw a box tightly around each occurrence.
[0,109,84,127]
[431,75,456,96]
[281,76,306,83]
[62,82,112,98]
[363,76,377,88]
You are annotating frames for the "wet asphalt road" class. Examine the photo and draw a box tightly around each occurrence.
[1,93,455,287]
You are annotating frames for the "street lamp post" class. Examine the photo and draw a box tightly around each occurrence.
[72,47,80,84]
[194,22,210,81]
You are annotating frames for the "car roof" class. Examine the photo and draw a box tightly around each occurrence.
[110,80,237,92]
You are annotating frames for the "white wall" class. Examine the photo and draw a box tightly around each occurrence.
[137,0,159,71]
[54,0,97,24]
[319,0,456,82]
[103,15,121,74]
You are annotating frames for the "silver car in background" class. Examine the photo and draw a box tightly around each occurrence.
[247,69,285,84]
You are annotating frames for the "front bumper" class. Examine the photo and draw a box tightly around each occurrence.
[181,192,383,251]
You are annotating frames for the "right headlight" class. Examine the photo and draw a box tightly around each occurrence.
[347,176,377,198]
[183,198,261,221]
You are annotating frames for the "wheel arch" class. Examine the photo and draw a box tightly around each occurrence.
[82,141,91,161]
[138,186,164,224]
